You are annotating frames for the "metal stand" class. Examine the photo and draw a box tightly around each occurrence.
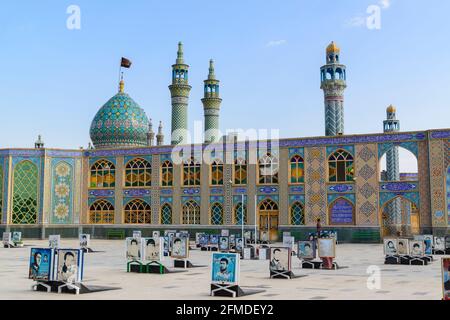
[270,270,294,279]
[32,281,52,293]
[58,283,81,295]
[384,255,400,264]
[433,249,445,255]
[211,283,244,298]
[409,257,427,266]
[301,260,317,269]
[320,262,338,270]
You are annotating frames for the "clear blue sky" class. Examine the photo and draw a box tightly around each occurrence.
[0,0,449,158]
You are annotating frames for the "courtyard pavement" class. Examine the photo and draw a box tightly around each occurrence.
[0,240,446,300]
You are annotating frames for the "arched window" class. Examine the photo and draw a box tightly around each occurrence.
[210,203,223,225]
[125,158,151,187]
[211,160,224,186]
[183,157,201,186]
[290,155,304,184]
[124,199,151,224]
[12,161,38,224]
[234,158,247,185]
[89,199,114,224]
[161,161,173,187]
[329,198,355,225]
[234,202,247,225]
[259,198,279,211]
[90,160,115,188]
[328,150,354,182]
[258,153,279,184]
[161,203,172,224]
[290,202,305,225]
[182,200,200,224]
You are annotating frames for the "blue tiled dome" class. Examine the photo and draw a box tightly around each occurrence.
[90,84,149,149]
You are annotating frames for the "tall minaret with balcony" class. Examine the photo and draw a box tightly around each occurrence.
[320,42,347,136]
[383,105,402,230]
[202,59,222,143]
[147,119,155,146]
[156,121,164,146]
[169,42,191,145]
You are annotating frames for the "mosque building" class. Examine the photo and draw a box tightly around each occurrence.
[0,42,449,241]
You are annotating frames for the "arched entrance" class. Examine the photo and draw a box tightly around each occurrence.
[381,196,420,237]
[258,199,279,242]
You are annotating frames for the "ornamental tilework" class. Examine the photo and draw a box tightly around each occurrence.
[89,156,116,166]
[327,193,355,205]
[257,195,279,204]
[0,161,3,222]
[90,92,150,149]
[210,196,224,204]
[428,139,446,227]
[446,166,450,224]
[124,155,152,164]
[326,145,354,158]
[289,194,305,205]
[417,141,432,227]
[379,192,419,208]
[51,160,74,224]
[378,141,418,159]
[2,157,9,224]
[12,160,39,224]
[304,147,327,225]
[288,147,304,158]
[355,145,378,225]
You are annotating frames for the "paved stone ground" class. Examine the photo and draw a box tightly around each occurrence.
[0,240,446,300]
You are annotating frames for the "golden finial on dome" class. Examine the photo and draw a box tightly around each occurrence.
[119,79,125,93]
[387,104,396,113]
[326,41,340,54]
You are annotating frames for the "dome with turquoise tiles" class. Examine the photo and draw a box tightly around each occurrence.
[90,81,150,149]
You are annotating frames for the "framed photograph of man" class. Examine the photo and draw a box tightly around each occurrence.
[235,238,244,252]
[219,236,229,252]
[199,234,209,247]
[12,232,22,244]
[209,234,219,246]
[171,236,189,259]
[423,235,433,255]
[211,252,239,285]
[79,234,90,249]
[152,231,160,239]
[397,239,409,255]
[132,231,142,239]
[163,236,170,255]
[318,238,336,258]
[298,241,316,260]
[434,237,445,251]
[282,236,295,250]
[126,237,142,261]
[48,235,61,249]
[56,249,84,283]
[143,237,161,262]
[195,233,203,245]
[29,248,55,281]
[442,258,450,301]
[2,232,12,246]
[269,247,291,272]
[229,234,236,246]
[383,239,398,256]
[410,240,424,256]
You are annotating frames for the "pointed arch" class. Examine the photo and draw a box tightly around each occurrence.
[182,199,200,224]
[290,202,305,225]
[211,160,224,186]
[161,160,173,187]
[183,157,201,186]
[328,149,354,182]
[160,203,173,224]
[89,199,114,224]
[233,158,247,185]
[234,202,247,225]
[210,202,224,225]
[12,160,38,224]
[90,159,115,188]
[125,158,151,187]
[258,153,279,184]
[289,154,304,184]
[124,199,151,224]
[328,197,355,225]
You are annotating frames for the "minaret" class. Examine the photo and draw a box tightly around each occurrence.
[169,42,191,145]
[202,59,222,143]
[320,41,347,136]
[147,118,155,146]
[383,105,402,231]
[156,121,164,146]
[35,135,44,149]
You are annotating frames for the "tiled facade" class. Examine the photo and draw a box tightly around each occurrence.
[0,130,448,240]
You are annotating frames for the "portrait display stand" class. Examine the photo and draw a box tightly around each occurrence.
[32,281,119,295]
[301,260,322,269]
[127,260,144,273]
[433,249,445,255]
[81,247,95,253]
[409,257,428,266]
[384,255,400,265]
[146,261,171,274]
[210,284,263,298]
[320,259,339,270]
[270,270,297,279]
